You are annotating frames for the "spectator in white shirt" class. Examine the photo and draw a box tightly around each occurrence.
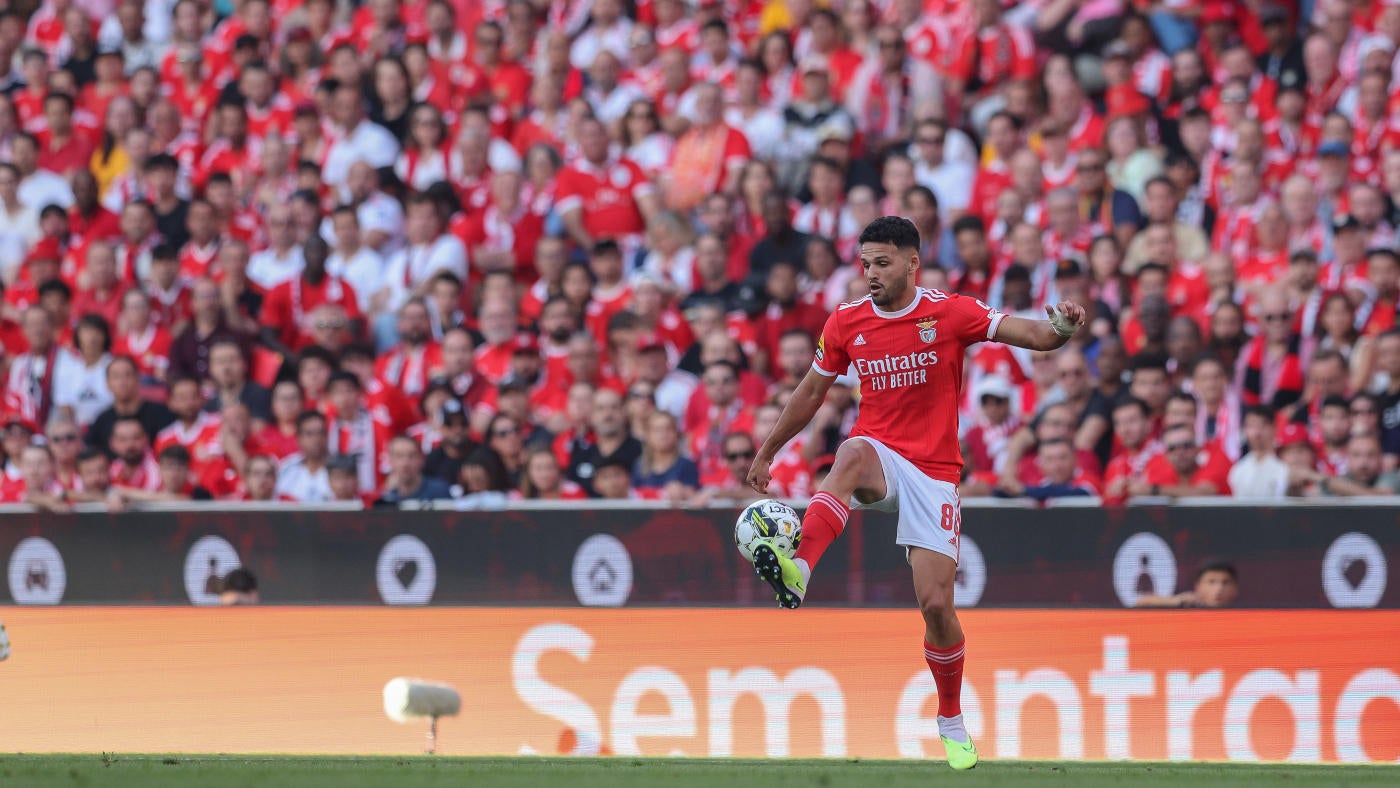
[275,410,334,503]
[909,118,974,215]
[0,163,41,274]
[1228,406,1291,498]
[247,204,305,289]
[569,0,634,70]
[340,160,404,255]
[322,80,400,193]
[581,50,641,125]
[12,132,74,211]
[326,205,386,316]
[378,194,468,347]
[53,313,114,427]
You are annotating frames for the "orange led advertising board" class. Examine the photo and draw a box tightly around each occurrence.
[0,608,1396,762]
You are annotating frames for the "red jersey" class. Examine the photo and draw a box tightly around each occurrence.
[154,412,223,473]
[814,287,1005,484]
[1144,449,1232,495]
[262,275,361,351]
[554,157,653,242]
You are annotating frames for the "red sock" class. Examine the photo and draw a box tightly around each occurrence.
[793,491,849,570]
[923,638,966,718]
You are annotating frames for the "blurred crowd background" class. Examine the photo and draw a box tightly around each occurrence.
[0,0,1397,509]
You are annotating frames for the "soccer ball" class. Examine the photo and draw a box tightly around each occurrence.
[734,499,802,562]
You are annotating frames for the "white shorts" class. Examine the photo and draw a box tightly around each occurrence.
[847,436,962,565]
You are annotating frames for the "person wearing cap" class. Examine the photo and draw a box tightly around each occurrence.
[1257,4,1304,87]
[780,54,856,182]
[1321,210,1369,295]
[424,396,475,485]
[1227,405,1292,498]
[963,375,1020,476]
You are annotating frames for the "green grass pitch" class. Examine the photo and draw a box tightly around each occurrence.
[0,756,1393,788]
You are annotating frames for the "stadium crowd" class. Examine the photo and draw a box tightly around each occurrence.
[0,0,1399,509]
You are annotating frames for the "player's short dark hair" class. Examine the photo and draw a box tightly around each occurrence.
[1113,397,1151,418]
[327,370,362,391]
[1166,389,1198,410]
[1137,262,1170,280]
[1002,264,1031,284]
[143,153,179,173]
[297,345,338,370]
[38,280,72,301]
[220,567,259,593]
[1195,560,1237,583]
[858,215,921,250]
[1129,352,1170,374]
[1243,404,1276,423]
[149,241,178,262]
[1188,353,1226,376]
[779,328,814,346]
[296,410,327,431]
[703,359,741,379]
[158,444,192,465]
[950,215,985,237]
[1316,397,1349,417]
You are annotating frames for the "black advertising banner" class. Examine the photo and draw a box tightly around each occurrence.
[0,505,1395,608]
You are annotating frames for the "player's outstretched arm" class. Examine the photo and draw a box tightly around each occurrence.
[748,366,837,493]
[992,301,1087,351]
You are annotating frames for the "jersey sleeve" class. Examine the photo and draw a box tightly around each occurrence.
[948,292,1005,347]
[811,309,850,377]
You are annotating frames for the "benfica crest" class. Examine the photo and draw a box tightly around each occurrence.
[917,319,937,344]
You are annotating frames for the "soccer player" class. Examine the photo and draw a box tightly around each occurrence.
[746,217,1085,770]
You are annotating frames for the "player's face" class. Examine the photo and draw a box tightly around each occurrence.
[860,242,916,308]
[1194,570,1238,608]
[1112,406,1148,449]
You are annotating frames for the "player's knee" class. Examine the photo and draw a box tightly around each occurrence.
[827,441,878,489]
[917,585,956,624]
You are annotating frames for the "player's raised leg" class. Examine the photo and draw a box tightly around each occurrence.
[911,546,977,769]
[753,439,887,609]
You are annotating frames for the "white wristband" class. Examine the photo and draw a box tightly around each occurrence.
[1048,307,1079,338]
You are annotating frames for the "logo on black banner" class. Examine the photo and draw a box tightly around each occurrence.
[953,535,986,607]
[1112,532,1177,608]
[184,535,241,606]
[377,534,437,605]
[572,534,632,607]
[7,537,66,605]
[1322,532,1387,608]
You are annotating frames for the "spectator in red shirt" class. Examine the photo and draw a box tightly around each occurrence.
[107,415,161,492]
[1102,397,1164,504]
[754,260,826,379]
[1142,423,1232,498]
[262,236,362,354]
[37,93,94,178]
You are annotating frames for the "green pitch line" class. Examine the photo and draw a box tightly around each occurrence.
[0,756,1392,788]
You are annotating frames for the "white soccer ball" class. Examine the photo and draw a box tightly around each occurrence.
[734,499,802,562]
